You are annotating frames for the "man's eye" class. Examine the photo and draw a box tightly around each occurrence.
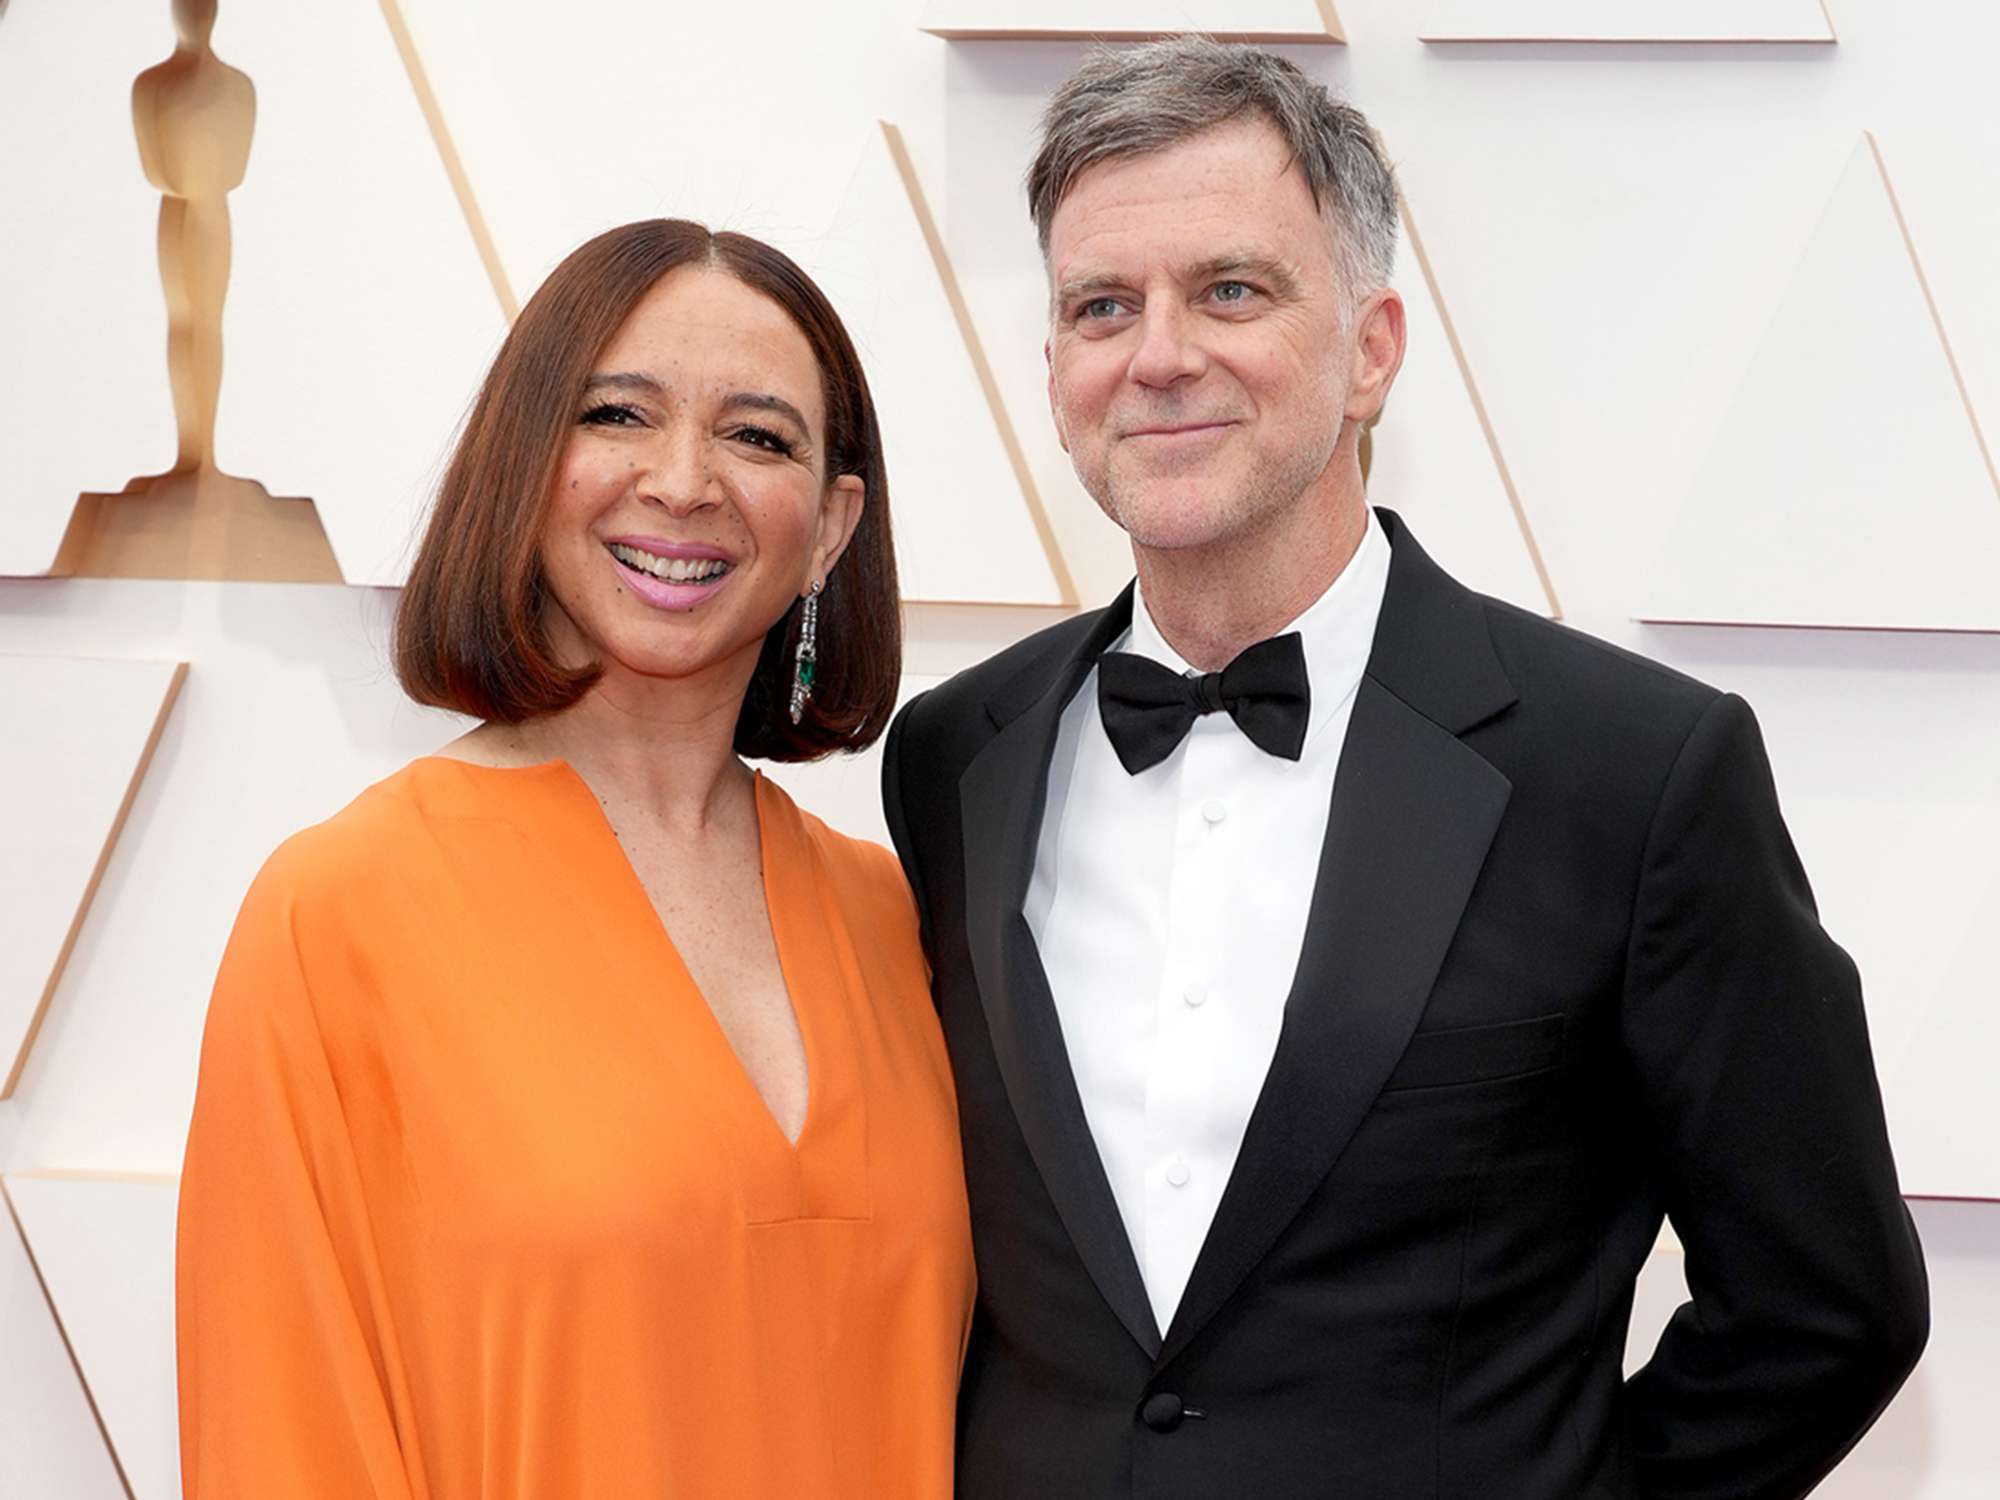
[1212,281,1254,304]
[1079,296,1124,321]
[580,402,641,427]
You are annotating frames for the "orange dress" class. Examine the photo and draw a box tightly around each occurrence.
[176,758,974,1498]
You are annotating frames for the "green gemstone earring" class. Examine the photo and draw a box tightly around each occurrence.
[788,579,822,725]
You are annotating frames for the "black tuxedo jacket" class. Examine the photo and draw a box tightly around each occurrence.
[882,511,1927,1499]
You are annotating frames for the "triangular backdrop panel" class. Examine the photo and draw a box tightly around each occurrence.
[921,0,1343,42]
[0,657,185,1100]
[1420,0,1833,42]
[1881,843,2000,1199]
[211,1,508,586]
[811,124,1071,605]
[1642,136,2000,631]
[1880,127,2000,513]
[1367,202,1557,616]
[4,1175,180,1500]
[0,1184,130,1500]
[0,0,177,576]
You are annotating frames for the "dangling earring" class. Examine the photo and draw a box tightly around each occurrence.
[789,579,822,725]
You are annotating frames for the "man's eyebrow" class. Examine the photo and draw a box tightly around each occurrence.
[720,391,811,434]
[1183,253,1299,296]
[1053,253,1300,309]
[1053,272,1129,308]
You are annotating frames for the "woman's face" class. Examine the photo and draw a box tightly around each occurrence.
[538,265,863,695]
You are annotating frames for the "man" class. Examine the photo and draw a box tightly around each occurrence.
[882,39,1927,1499]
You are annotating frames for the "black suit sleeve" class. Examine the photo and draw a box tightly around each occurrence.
[880,691,935,958]
[1621,693,1928,1499]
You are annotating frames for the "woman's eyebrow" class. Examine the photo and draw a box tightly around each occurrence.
[582,370,667,396]
[719,391,810,433]
[580,375,806,434]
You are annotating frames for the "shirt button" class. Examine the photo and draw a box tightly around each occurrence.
[1183,983,1208,1008]
[1202,799,1227,825]
[1165,1158,1192,1188]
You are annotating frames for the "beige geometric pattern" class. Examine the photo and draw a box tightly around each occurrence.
[0,657,186,1100]
[0,1178,129,1500]
[1369,195,1560,616]
[1419,0,1835,42]
[4,1173,179,1500]
[210,0,508,587]
[377,0,518,319]
[812,123,1077,606]
[1641,134,2000,632]
[921,0,1345,43]
[1873,804,2000,1198]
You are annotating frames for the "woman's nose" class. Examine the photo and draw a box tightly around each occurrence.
[634,428,720,515]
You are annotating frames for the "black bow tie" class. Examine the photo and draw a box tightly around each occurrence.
[1096,632,1311,776]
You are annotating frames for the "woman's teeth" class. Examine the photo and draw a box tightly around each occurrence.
[607,543,730,583]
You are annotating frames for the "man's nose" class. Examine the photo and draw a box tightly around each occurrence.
[1126,301,1206,389]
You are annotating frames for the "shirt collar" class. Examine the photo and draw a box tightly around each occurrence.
[1124,506,1392,748]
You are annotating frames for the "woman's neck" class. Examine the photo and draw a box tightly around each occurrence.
[460,660,757,835]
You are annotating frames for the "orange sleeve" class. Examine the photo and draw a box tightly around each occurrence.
[176,848,415,1498]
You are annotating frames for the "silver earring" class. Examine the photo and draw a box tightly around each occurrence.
[789,580,822,725]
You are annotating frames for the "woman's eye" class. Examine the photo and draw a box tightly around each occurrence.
[731,425,796,457]
[579,402,642,427]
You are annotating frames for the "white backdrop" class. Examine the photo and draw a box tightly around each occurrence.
[2,1,1997,1495]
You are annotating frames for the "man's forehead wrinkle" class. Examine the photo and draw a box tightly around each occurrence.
[1053,197,1254,279]
[1052,153,1318,253]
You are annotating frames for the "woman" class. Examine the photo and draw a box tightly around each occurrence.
[175,220,974,1497]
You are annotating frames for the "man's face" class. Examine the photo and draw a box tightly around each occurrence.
[1044,116,1375,557]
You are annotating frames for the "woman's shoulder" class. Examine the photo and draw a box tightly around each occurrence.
[758,774,914,918]
[249,756,504,915]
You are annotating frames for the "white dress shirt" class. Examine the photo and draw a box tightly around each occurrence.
[1025,510,1392,1334]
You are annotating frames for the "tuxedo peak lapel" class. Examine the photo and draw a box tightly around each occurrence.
[959,585,1161,1358]
[1158,518,1516,1369]
[982,585,1136,731]
[1369,508,1518,736]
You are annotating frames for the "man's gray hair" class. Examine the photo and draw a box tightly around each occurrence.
[1027,38,1399,296]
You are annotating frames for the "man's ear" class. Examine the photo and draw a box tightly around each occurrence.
[809,473,866,587]
[1344,289,1408,426]
[1045,337,1071,454]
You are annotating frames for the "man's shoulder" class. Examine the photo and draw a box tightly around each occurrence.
[1490,595,1714,700]
[1469,592,1724,756]
[900,605,1110,746]
[1374,510,1722,753]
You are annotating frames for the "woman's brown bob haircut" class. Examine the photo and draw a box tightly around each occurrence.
[394,218,900,761]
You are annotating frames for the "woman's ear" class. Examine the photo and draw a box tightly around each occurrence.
[807,473,866,589]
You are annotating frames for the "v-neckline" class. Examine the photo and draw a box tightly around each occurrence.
[435,756,821,1153]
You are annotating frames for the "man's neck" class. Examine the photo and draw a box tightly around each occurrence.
[1133,487,1369,673]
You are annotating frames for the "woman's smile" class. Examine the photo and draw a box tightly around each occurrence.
[604,537,737,611]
